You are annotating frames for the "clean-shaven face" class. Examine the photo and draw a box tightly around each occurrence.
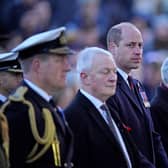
[88,53,117,101]
[115,26,143,74]
[39,54,71,94]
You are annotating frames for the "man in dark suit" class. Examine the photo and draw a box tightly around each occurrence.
[2,27,74,168]
[64,47,156,168]
[151,57,168,155]
[106,22,168,168]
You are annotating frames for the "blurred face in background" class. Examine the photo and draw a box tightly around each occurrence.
[0,72,22,95]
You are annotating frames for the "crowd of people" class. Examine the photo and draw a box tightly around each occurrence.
[0,0,168,100]
[0,0,168,168]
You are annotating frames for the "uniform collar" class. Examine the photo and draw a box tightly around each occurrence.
[0,94,7,102]
[24,79,52,102]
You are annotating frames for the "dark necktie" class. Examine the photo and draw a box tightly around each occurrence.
[100,104,119,140]
[49,99,57,109]
[49,99,65,119]
[49,98,66,133]
[100,104,132,168]
[127,76,141,105]
[127,76,134,91]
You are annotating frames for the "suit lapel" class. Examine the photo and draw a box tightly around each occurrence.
[76,91,124,149]
[63,119,74,164]
[117,75,155,161]
[117,73,143,116]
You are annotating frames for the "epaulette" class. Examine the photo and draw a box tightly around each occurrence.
[0,105,10,167]
[9,86,28,102]
[0,87,28,164]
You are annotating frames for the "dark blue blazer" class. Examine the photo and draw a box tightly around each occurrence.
[107,72,168,168]
[151,85,168,156]
[4,81,73,168]
[64,91,156,168]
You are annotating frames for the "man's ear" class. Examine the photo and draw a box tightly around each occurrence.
[80,72,87,79]
[108,42,117,56]
[80,72,90,85]
[32,58,40,73]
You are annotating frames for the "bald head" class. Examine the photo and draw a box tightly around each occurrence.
[107,22,142,48]
[106,22,143,73]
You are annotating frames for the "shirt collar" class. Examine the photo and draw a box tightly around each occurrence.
[0,94,7,103]
[80,89,104,109]
[24,79,52,102]
[117,68,129,86]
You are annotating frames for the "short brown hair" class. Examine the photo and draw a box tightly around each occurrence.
[106,27,122,48]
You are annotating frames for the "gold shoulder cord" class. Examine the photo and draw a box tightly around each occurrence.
[2,86,61,166]
[0,102,10,167]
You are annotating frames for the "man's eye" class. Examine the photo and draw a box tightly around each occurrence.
[100,70,109,74]
[127,43,134,48]
[139,43,143,48]
[126,43,143,49]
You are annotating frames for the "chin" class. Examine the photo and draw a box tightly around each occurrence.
[106,89,116,97]
[131,65,139,70]
[111,91,116,96]
[59,84,66,89]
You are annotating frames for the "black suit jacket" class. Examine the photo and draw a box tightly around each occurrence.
[3,81,73,168]
[64,91,156,168]
[107,72,168,168]
[151,85,168,155]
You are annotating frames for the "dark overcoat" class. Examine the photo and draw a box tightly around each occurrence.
[151,85,168,155]
[107,73,168,168]
[64,91,156,168]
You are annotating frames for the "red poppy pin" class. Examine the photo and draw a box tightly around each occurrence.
[123,123,132,132]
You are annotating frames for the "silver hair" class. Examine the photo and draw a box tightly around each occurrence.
[76,47,113,83]
[161,57,168,85]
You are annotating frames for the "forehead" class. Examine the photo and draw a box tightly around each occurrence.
[47,53,68,59]
[121,26,143,43]
[92,53,116,69]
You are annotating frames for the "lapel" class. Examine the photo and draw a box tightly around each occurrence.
[107,104,139,164]
[117,73,144,116]
[22,81,66,135]
[62,116,74,164]
[117,75,155,161]
[76,91,124,149]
